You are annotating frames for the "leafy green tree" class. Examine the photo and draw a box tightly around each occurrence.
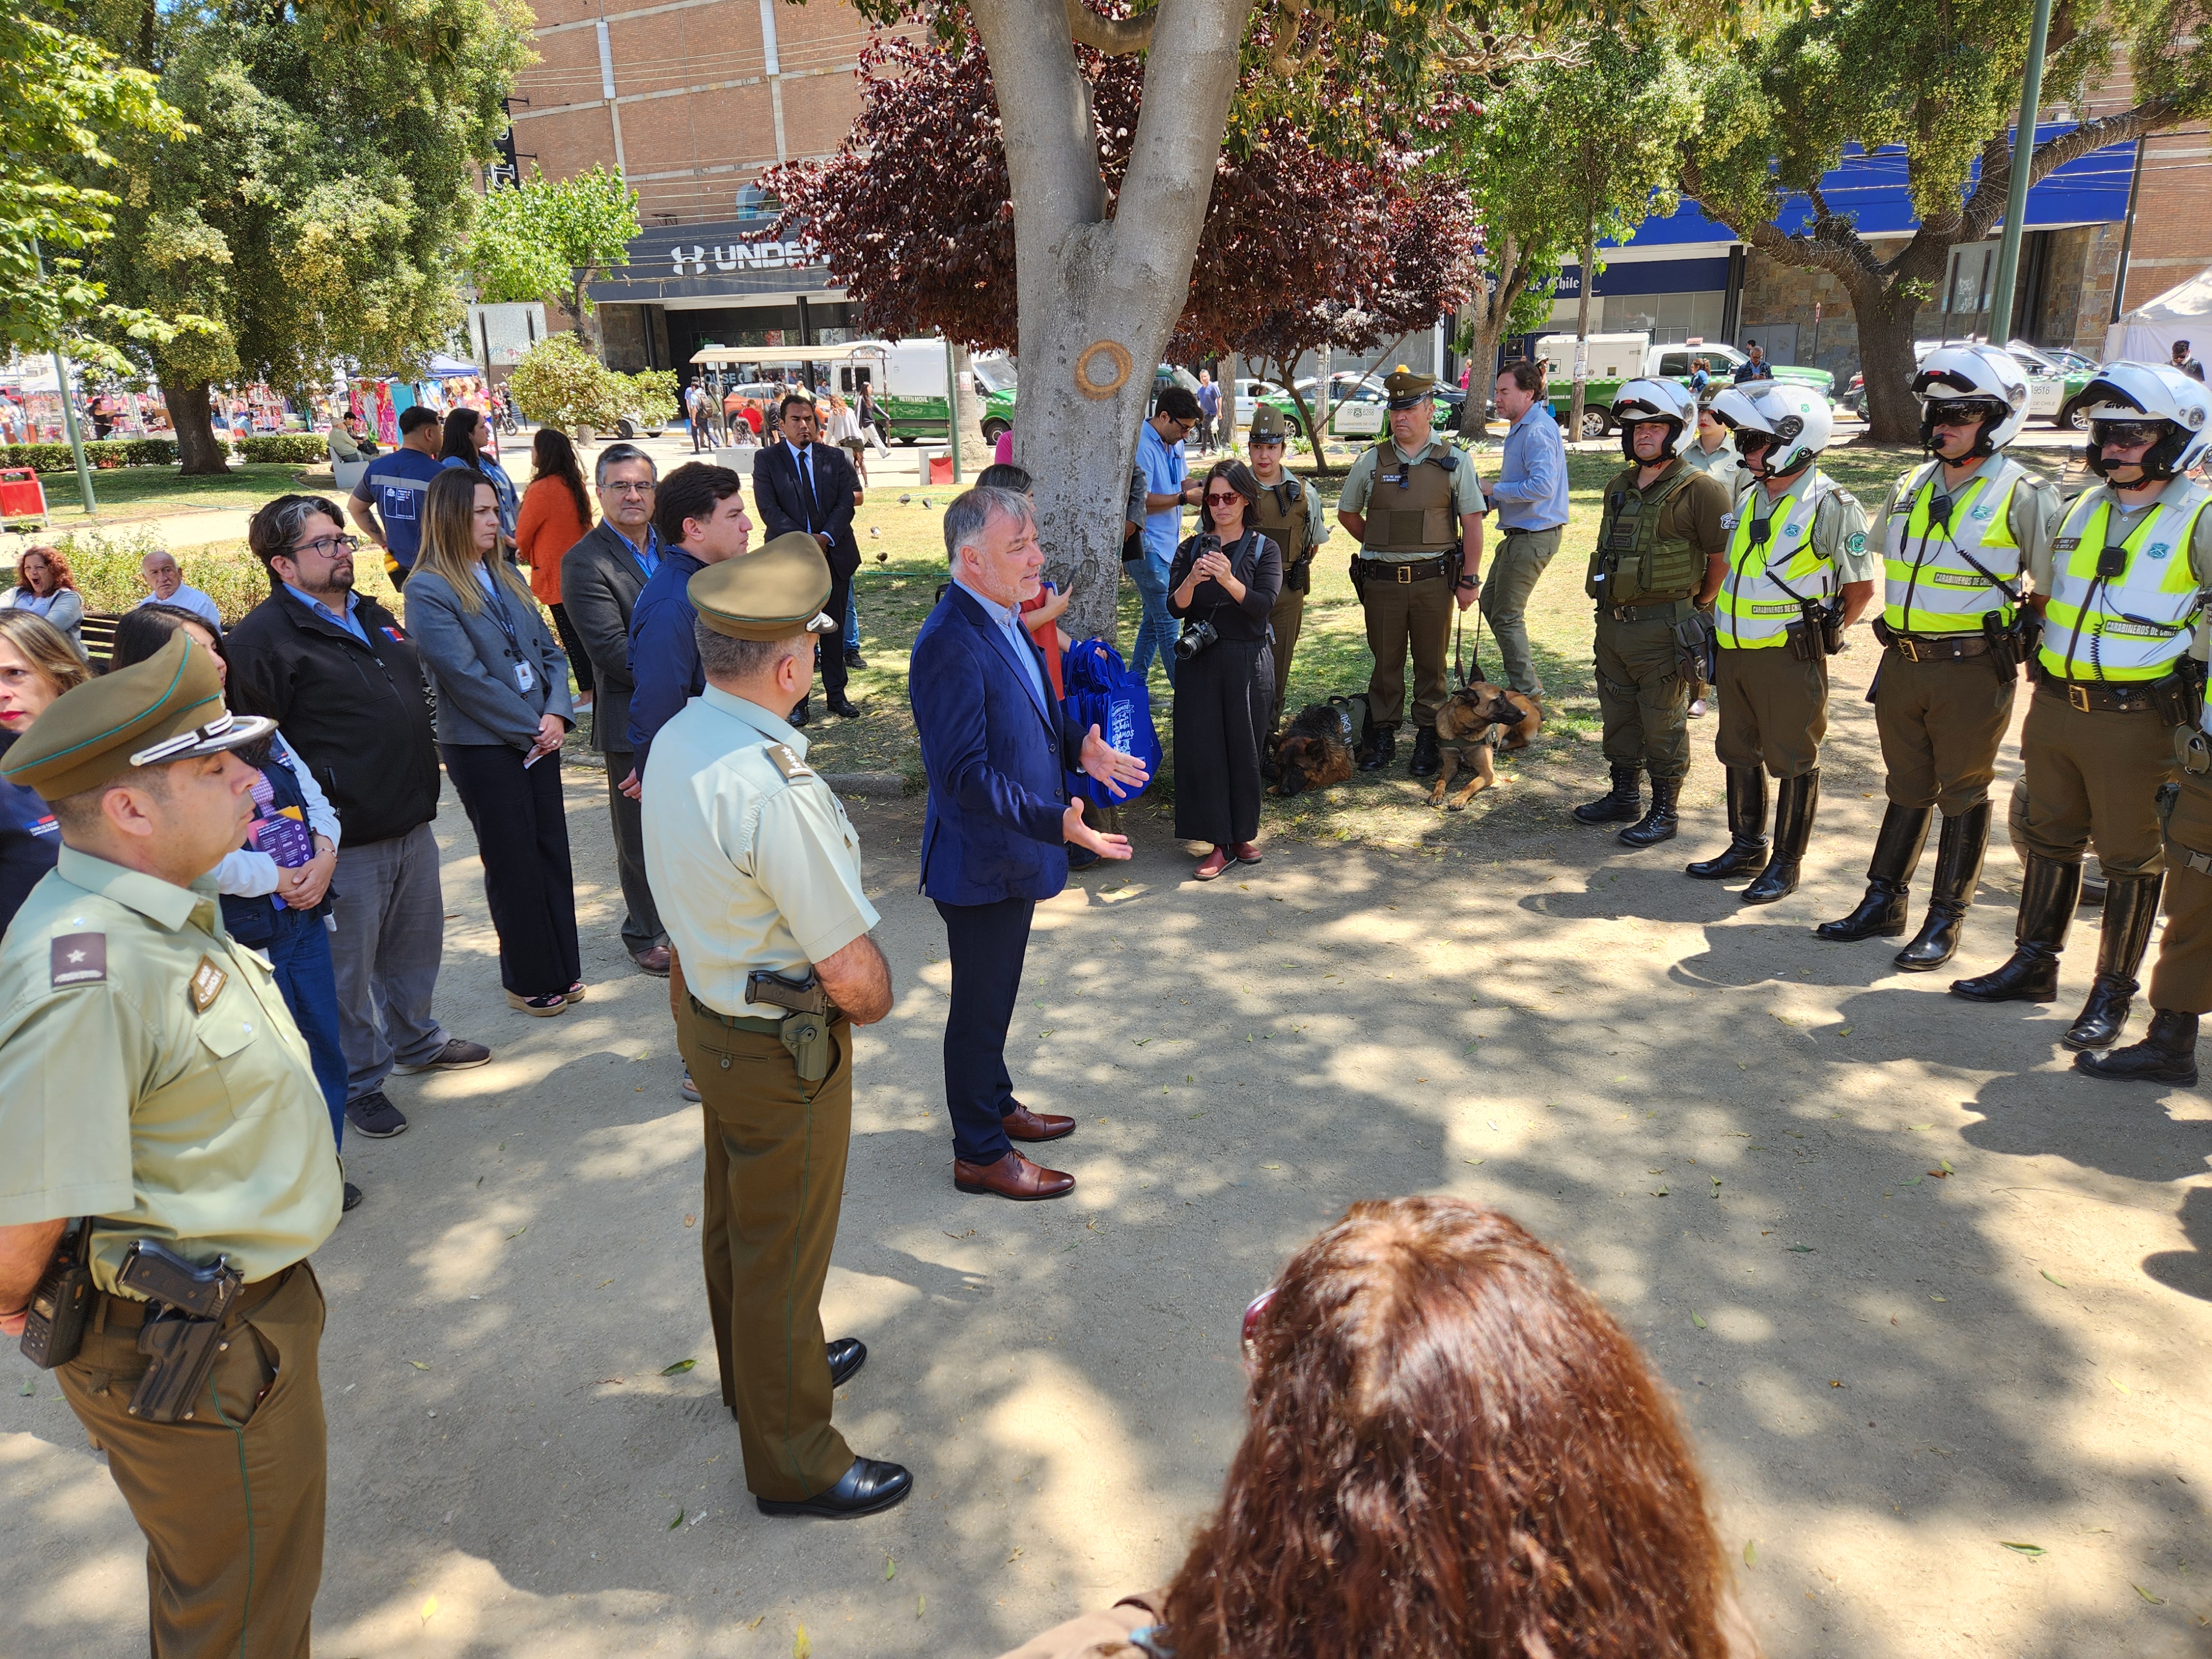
[506,332,676,434]
[0,11,206,368]
[468,166,643,362]
[75,0,530,473]
[1685,0,2212,441]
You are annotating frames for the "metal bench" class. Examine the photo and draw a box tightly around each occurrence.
[79,612,125,673]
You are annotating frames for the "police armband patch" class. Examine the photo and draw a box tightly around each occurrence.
[764,743,815,782]
[50,933,106,987]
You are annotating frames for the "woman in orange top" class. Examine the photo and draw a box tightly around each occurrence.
[514,426,597,712]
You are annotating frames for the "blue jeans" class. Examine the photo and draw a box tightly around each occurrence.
[264,907,349,1152]
[1128,547,1179,688]
[843,583,859,650]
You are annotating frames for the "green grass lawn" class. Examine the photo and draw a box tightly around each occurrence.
[34,461,321,519]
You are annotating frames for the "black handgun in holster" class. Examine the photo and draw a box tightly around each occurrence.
[1785,599,1843,660]
[1673,607,1716,685]
[747,970,838,1088]
[115,1239,243,1423]
[2149,658,2210,729]
[18,1219,93,1369]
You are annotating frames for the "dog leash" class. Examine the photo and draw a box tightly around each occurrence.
[1454,610,1488,690]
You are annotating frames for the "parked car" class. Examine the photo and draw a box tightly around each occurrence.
[1230,377,1308,437]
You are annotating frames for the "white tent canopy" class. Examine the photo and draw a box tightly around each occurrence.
[2106,267,2212,363]
[688,343,884,368]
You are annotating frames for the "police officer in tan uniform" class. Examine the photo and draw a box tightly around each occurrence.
[1335,368,1486,776]
[1247,402,1330,755]
[641,534,909,1519]
[0,632,343,1658]
[1687,381,1877,903]
[1816,346,2059,968]
[1954,363,2212,1056]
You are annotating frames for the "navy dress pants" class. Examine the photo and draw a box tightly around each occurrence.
[933,895,1035,1166]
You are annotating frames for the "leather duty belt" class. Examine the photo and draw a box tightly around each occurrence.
[1603,598,1695,624]
[2037,675,2172,714]
[1355,555,1455,584]
[1887,632,1992,662]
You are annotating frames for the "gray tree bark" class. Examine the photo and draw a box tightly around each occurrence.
[1460,229,1536,441]
[950,343,990,471]
[985,0,1251,643]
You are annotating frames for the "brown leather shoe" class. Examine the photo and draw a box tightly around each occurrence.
[1003,1102,1074,1142]
[954,1150,1074,1200]
[632,944,672,977]
[1194,847,1230,881]
[1231,841,1262,864]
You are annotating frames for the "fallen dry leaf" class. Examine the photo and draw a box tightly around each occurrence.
[683,1214,696,1228]
[661,1358,697,1375]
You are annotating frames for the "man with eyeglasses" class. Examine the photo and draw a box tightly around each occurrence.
[226,494,491,1145]
[1336,367,1486,776]
[1686,382,1875,904]
[1133,387,1207,688]
[1954,362,2212,1062]
[561,444,672,975]
[1815,346,2058,971]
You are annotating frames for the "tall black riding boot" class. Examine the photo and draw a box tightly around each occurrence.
[1619,775,1681,847]
[1895,801,1992,971]
[2063,872,2164,1050]
[1743,769,1819,905]
[1573,763,1641,825]
[1408,725,1441,779]
[1949,855,2081,1003]
[1814,803,1932,941]
[2076,1009,2200,1086]
[1685,767,1768,879]
[1358,722,1396,772]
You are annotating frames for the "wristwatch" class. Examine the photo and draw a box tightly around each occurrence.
[1457,575,1479,589]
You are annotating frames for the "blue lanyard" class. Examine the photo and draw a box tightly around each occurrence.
[476,567,523,654]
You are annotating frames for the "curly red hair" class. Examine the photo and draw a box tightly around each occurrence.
[1164,1197,1739,1659]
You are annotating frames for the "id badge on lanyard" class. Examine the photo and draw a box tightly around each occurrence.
[515,659,535,691]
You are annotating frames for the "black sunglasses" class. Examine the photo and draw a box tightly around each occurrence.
[1926,400,1992,429]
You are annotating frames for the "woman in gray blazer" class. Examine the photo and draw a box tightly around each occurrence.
[405,468,582,1014]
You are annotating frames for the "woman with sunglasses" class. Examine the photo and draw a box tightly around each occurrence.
[1167,460,1282,880]
[997,1197,1755,1659]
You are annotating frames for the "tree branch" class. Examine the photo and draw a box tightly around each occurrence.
[1963,98,2182,238]
[1682,154,1881,289]
[1065,0,1155,55]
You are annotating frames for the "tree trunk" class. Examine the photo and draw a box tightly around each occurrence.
[571,280,604,361]
[1855,284,1928,444]
[980,0,1246,645]
[165,382,229,476]
[1568,231,1595,444]
[951,343,990,469]
[1221,350,1239,453]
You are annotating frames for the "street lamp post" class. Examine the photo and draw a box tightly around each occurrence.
[32,238,99,519]
[1985,0,2056,346]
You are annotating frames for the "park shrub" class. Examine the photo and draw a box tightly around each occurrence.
[508,333,675,433]
[1,439,182,471]
[238,434,329,464]
[35,529,275,627]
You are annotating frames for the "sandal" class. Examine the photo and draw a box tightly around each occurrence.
[565,981,587,1003]
[507,990,569,1016]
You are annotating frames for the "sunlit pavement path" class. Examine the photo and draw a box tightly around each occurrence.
[6,724,2210,1658]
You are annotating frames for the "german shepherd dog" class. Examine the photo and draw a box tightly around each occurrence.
[1427,682,1542,810]
[1272,695,1367,797]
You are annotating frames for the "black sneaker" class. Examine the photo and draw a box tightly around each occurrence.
[843,649,866,669]
[345,1090,408,1138]
[342,1182,364,1212]
[392,1037,491,1074]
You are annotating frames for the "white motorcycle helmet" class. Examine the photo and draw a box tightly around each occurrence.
[1610,378,1697,461]
[2077,361,2212,482]
[1710,382,1832,479]
[1912,344,2030,456]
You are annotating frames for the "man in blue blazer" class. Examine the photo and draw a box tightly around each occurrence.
[754,394,862,718]
[909,486,1148,1200]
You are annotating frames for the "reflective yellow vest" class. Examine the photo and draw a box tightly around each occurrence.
[1881,457,2026,634]
[2039,481,2212,682]
[1716,474,1838,650]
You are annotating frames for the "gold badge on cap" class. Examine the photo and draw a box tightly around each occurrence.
[189,954,228,1014]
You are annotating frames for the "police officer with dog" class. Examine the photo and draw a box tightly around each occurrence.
[1572,378,1732,847]
[1335,367,1486,778]
[1687,381,1877,902]
[640,534,910,1520]
[0,632,344,1658]
[1952,363,2212,1058]
[1816,345,2060,969]
[1248,402,1331,765]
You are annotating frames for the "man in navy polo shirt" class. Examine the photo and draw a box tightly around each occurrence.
[347,405,446,587]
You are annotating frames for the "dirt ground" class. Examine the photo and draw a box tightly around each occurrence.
[8,444,2212,1657]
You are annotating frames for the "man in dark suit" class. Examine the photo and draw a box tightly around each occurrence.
[909,486,1148,1201]
[561,442,669,974]
[754,394,863,718]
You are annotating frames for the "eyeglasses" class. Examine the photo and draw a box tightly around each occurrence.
[1204,491,1244,506]
[604,481,654,496]
[288,534,359,560]
[2097,421,2164,450]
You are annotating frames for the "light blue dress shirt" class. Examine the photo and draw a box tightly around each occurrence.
[283,582,368,644]
[1136,421,1187,562]
[608,523,660,580]
[1490,404,1571,532]
[957,579,1049,713]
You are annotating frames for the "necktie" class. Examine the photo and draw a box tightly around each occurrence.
[796,445,816,529]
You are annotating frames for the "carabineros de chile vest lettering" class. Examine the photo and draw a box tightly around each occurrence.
[1589,461,1705,607]
[1881,457,2028,635]
[1360,442,1462,556]
[1716,476,1838,650]
[2039,480,2212,682]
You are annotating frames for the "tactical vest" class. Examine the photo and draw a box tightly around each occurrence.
[1360,441,1462,556]
[1587,460,1708,607]
[1251,475,1312,565]
[1715,473,1840,650]
[2039,481,2212,682]
[1880,457,2028,635]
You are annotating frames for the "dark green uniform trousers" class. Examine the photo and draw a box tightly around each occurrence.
[2152,768,2212,1013]
[1875,651,2016,815]
[675,984,854,1502]
[1362,570,1453,731]
[1715,645,1828,779]
[2019,687,2177,878]
[1594,610,1691,781]
[59,1264,327,1659]
[1267,581,1305,728]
